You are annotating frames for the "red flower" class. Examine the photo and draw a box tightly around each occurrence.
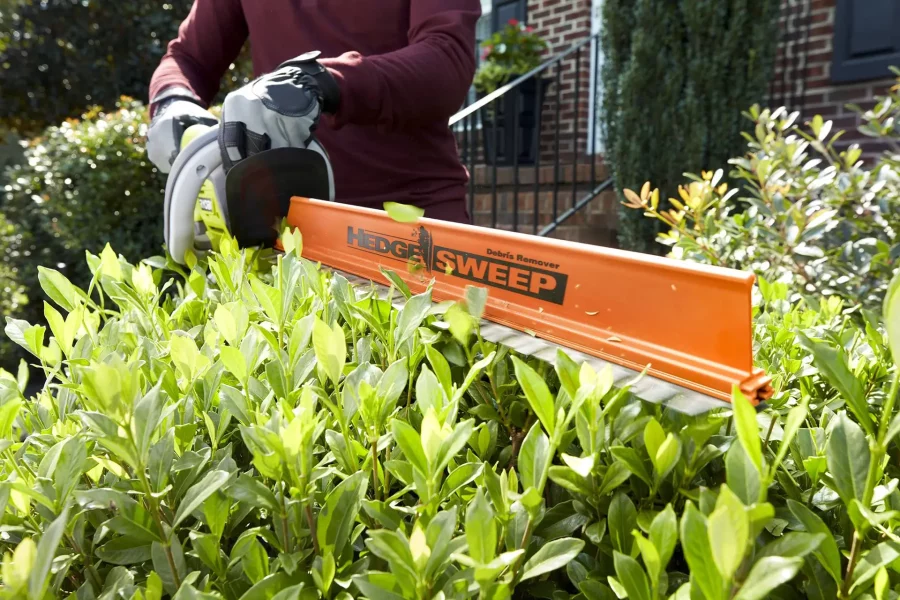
[480,46,492,61]
[526,25,534,32]
[508,18,519,26]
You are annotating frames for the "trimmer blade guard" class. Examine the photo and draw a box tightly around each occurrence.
[224,147,333,249]
[279,196,774,412]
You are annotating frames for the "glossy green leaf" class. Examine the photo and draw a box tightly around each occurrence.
[799,333,873,435]
[466,488,496,564]
[649,504,678,567]
[850,541,900,594]
[787,500,842,584]
[680,503,725,600]
[519,423,550,491]
[173,470,231,528]
[726,441,761,505]
[317,471,368,558]
[520,538,585,581]
[511,356,555,434]
[734,556,804,600]
[885,267,900,367]
[826,412,869,503]
[28,505,69,599]
[608,492,636,555]
[613,551,651,600]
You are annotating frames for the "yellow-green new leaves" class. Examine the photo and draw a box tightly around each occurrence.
[384,201,424,223]
[38,266,81,312]
[220,346,248,383]
[80,358,140,418]
[708,487,749,581]
[169,333,210,383]
[732,386,763,476]
[313,318,346,385]
[99,243,123,281]
[1,538,35,597]
[214,302,249,347]
[644,418,681,482]
[44,301,84,358]
[886,267,900,368]
[131,262,157,298]
[281,226,303,256]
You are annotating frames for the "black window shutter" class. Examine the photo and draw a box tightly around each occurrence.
[832,0,900,83]
[491,0,527,32]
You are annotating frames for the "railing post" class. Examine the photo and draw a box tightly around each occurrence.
[533,72,542,235]
[467,113,474,221]
[491,106,498,229]
[512,90,520,233]
[571,47,581,213]
[553,61,562,225]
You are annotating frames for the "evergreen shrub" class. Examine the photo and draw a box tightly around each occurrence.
[601,0,780,252]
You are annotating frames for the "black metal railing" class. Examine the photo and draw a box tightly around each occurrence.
[450,31,613,238]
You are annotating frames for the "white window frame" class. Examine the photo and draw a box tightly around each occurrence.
[587,0,604,155]
[453,0,493,132]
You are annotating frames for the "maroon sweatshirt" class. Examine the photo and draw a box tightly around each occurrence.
[149,0,482,223]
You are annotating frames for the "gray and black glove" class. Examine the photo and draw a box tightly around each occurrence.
[147,87,218,174]
[218,50,341,173]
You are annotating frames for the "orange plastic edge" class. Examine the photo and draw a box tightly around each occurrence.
[282,197,773,405]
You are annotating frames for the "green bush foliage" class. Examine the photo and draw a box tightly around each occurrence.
[0,210,25,372]
[0,0,253,136]
[0,99,167,369]
[623,104,900,310]
[601,0,779,253]
[0,202,899,599]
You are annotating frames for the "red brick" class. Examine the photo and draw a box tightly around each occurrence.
[829,85,872,103]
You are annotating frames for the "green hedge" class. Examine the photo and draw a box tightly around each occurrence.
[601,0,779,253]
[1,191,898,599]
[0,99,167,369]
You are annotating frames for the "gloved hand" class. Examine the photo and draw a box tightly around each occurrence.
[218,50,340,172]
[147,91,218,174]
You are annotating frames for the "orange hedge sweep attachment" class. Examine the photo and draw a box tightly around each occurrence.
[280,197,773,414]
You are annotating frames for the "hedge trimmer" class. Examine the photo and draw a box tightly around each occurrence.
[164,123,773,414]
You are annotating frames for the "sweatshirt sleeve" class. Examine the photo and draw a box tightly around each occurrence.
[319,0,481,131]
[148,0,249,109]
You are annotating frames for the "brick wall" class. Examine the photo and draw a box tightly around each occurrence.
[769,0,894,159]
[527,0,594,163]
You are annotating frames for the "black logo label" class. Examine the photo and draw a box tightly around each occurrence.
[346,226,568,305]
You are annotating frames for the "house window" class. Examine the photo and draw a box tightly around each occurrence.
[832,0,900,84]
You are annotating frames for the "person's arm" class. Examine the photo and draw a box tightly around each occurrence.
[320,0,481,131]
[148,0,249,114]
